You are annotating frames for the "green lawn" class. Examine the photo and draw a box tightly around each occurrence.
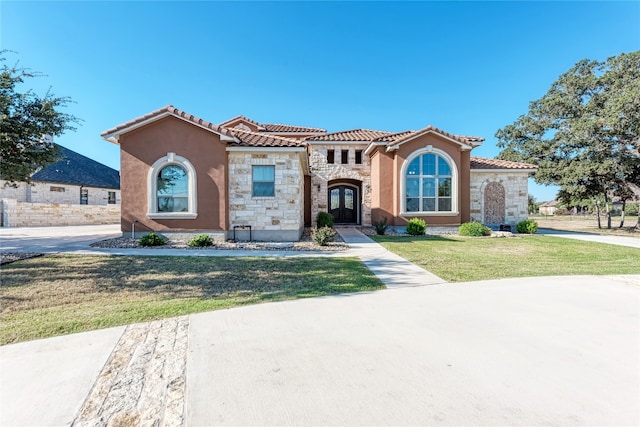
[372,235,640,282]
[0,255,384,345]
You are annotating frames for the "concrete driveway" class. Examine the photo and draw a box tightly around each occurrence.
[2,275,637,426]
[187,275,639,426]
[0,224,120,252]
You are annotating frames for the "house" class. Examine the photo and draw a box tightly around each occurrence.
[539,200,559,216]
[101,105,537,241]
[0,143,121,206]
[0,143,121,227]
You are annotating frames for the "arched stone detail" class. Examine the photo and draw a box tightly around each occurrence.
[483,181,505,225]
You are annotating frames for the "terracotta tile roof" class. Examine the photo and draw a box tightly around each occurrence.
[306,129,391,142]
[386,125,485,149]
[459,135,485,144]
[102,106,302,148]
[371,130,415,143]
[219,116,326,134]
[101,105,233,142]
[218,115,264,129]
[470,157,538,170]
[262,123,326,133]
[228,128,304,148]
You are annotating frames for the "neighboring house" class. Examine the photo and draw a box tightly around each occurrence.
[101,105,537,241]
[539,200,559,216]
[0,144,121,227]
[0,144,121,206]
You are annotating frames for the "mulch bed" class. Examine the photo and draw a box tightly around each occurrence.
[90,228,349,252]
[0,252,43,265]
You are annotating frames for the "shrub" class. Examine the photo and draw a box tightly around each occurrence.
[406,218,427,236]
[316,211,334,228]
[624,203,639,216]
[373,217,388,235]
[188,234,213,247]
[458,221,491,237]
[139,232,165,247]
[311,226,336,246]
[516,220,538,234]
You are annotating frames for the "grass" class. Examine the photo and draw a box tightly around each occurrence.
[0,255,384,345]
[531,214,640,236]
[372,234,640,282]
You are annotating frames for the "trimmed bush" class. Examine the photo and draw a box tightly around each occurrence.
[139,232,165,247]
[459,221,491,237]
[188,234,213,247]
[311,226,336,246]
[517,220,538,234]
[316,211,334,228]
[406,218,427,236]
[373,217,388,235]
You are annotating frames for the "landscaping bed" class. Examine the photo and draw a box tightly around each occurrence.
[91,227,348,251]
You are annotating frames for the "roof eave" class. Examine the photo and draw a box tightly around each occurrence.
[470,168,538,173]
[386,129,474,152]
[101,110,235,144]
[364,142,386,155]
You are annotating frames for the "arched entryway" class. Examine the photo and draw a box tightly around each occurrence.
[328,180,361,224]
[484,181,505,225]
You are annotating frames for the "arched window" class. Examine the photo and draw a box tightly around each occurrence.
[157,165,188,212]
[402,149,457,214]
[147,153,197,219]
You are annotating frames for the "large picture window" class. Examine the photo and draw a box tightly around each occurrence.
[404,151,455,213]
[252,165,275,197]
[147,153,197,219]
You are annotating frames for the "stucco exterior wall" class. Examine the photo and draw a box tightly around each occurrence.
[118,116,228,234]
[369,133,472,227]
[228,151,304,241]
[0,180,119,205]
[1,198,120,227]
[308,144,371,225]
[470,171,530,227]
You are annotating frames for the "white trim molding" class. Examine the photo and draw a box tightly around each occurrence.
[147,152,198,219]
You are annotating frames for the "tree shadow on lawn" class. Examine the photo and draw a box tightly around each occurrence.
[372,235,462,243]
[0,255,383,303]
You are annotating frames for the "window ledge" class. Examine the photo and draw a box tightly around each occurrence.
[148,212,198,219]
[401,211,459,217]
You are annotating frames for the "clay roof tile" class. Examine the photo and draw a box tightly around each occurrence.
[470,157,538,170]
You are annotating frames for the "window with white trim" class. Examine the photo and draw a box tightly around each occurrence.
[404,151,455,213]
[157,165,188,212]
[252,165,275,197]
[147,153,197,219]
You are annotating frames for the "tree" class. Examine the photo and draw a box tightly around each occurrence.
[0,52,79,184]
[528,195,539,214]
[496,51,640,229]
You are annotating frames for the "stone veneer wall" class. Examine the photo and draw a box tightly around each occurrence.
[227,151,304,241]
[470,171,530,227]
[1,199,120,227]
[308,145,371,225]
[0,180,120,205]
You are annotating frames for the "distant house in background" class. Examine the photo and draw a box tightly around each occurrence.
[0,143,121,227]
[538,200,559,216]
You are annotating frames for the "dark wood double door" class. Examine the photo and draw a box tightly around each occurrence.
[329,185,358,224]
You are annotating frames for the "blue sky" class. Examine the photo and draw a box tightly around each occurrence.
[2,1,639,202]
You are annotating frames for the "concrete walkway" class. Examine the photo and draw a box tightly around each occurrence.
[335,227,447,288]
[539,228,640,249]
